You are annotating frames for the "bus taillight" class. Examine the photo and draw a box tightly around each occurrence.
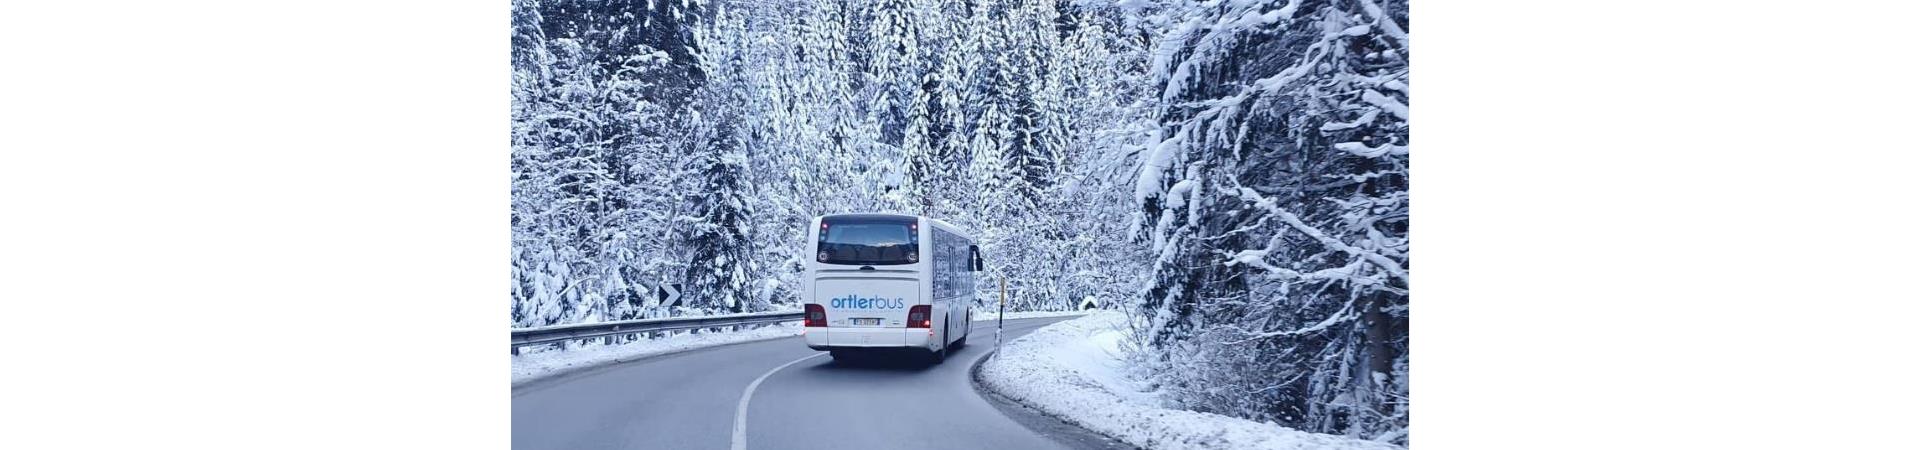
[805,304,828,327]
[907,305,932,328]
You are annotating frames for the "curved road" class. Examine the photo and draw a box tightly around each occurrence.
[512,316,1126,450]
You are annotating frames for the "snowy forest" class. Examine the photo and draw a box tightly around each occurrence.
[511,0,1408,444]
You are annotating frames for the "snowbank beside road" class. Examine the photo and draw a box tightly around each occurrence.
[973,309,1091,321]
[978,312,1402,450]
[512,323,801,387]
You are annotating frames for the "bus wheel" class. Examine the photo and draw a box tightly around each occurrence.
[952,311,969,349]
[930,328,949,365]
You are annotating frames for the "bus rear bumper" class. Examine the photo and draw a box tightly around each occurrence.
[804,326,935,350]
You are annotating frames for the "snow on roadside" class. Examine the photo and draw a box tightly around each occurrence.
[979,312,1403,450]
[512,322,801,387]
[514,309,1088,387]
[972,309,1091,321]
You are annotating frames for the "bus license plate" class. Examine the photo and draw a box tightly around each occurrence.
[852,318,882,326]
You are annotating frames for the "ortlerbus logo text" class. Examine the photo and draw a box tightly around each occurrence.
[830,295,906,309]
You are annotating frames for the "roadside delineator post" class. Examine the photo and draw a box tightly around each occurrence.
[995,277,1005,356]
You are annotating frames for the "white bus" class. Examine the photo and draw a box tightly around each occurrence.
[802,213,982,364]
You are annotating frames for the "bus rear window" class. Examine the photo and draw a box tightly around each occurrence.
[817,217,918,265]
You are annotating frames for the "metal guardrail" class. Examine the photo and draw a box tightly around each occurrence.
[510,311,804,354]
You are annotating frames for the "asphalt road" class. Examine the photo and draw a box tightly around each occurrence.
[511,316,1123,450]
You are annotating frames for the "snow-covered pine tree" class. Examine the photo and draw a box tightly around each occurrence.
[900,78,937,214]
[1042,1,1157,312]
[924,7,979,224]
[864,0,921,149]
[729,1,810,311]
[512,35,631,328]
[995,0,1059,210]
[959,0,1081,311]
[678,133,760,314]
[513,0,709,328]
[1135,0,1410,443]
[680,2,764,314]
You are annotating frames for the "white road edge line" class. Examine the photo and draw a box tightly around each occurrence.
[731,351,827,450]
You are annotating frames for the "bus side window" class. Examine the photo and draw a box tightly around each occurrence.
[934,227,954,299]
[936,229,950,298]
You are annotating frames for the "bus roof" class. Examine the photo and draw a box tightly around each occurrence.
[821,213,917,222]
[820,213,973,240]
